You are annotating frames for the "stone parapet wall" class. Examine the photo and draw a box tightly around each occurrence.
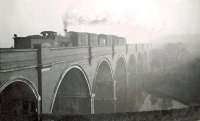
[42,106,200,121]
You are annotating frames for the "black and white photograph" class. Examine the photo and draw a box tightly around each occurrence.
[0,0,200,121]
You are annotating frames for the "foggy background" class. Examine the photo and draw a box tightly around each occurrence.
[1,0,200,48]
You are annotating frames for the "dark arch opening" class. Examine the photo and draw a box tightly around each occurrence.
[52,67,91,114]
[129,53,146,111]
[0,81,38,121]
[127,54,137,111]
[115,57,127,112]
[143,52,148,72]
[128,55,137,75]
[93,60,114,114]
[137,53,144,73]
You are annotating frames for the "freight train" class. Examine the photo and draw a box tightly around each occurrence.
[14,31,127,49]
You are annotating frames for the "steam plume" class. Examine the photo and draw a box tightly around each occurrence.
[62,10,110,29]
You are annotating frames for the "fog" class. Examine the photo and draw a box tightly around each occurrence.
[142,39,200,108]
[1,0,200,48]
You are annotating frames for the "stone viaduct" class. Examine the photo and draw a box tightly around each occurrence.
[0,42,151,117]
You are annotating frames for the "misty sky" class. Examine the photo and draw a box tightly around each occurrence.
[0,0,200,47]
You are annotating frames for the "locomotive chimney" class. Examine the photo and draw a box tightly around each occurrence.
[63,21,68,34]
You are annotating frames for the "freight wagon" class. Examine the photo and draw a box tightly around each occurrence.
[14,31,126,49]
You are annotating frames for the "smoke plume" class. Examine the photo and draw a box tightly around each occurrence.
[62,10,110,30]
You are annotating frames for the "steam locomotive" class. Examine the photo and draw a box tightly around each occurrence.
[14,31,126,49]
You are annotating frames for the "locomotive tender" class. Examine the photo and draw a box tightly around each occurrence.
[14,31,127,49]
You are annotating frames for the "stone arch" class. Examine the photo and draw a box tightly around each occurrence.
[93,58,115,114]
[143,51,149,72]
[129,53,147,111]
[114,56,127,112]
[51,65,91,114]
[137,52,144,73]
[115,56,127,112]
[128,54,137,75]
[127,54,137,111]
[0,78,39,121]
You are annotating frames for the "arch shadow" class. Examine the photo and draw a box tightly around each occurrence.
[92,58,115,114]
[115,56,128,112]
[0,78,39,120]
[127,54,138,111]
[51,65,91,114]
